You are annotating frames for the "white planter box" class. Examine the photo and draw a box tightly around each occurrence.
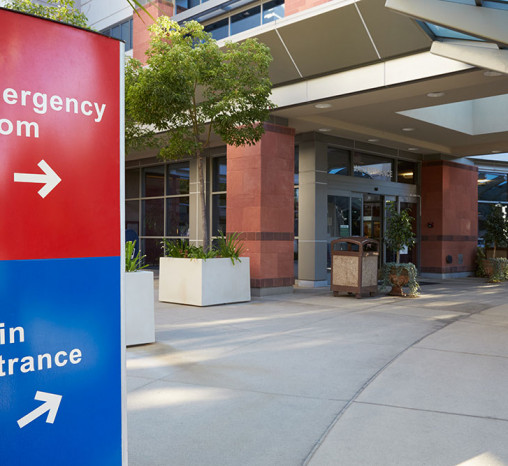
[125,270,155,346]
[159,257,251,306]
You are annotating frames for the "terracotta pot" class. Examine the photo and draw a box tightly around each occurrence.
[388,267,409,296]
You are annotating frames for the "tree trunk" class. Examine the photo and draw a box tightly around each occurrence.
[197,153,209,252]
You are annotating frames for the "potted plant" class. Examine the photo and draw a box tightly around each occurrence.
[125,240,155,346]
[483,204,508,279]
[158,232,250,306]
[382,203,419,297]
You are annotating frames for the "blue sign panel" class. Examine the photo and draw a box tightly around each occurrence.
[0,257,122,466]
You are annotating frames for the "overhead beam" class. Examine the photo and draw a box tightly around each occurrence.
[385,0,508,46]
[431,40,508,75]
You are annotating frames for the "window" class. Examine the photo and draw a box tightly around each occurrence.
[478,170,508,244]
[263,0,284,23]
[397,160,417,185]
[204,0,284,40]
[205,18,228,40]
[176,0,200,11]
[328,147,350,176]
[166,162,190,237]
[211,156,227,237]
[126,200,139,234]
[142,166,165,197]
[101,18,133,51]
[142,199,164,236]
[351,197,362,236]
[231,6,261,35]
[328,196,350,238]
[126,161,191,266]
[294,146,299,261]
[167,163,190,196]
[126,168,140,198]
[478,171,508,202]
[353,153,393,181]
[166,197,189,236]
[294,188,299,237]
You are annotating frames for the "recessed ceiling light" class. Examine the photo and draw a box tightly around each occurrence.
[484,70,503,77]
[491,150,502,153]
[318,128,332,132]
[315,103,332,109]
[427,92,445,98]
[408,147,419,151]
[402,127,415,132]
[368,138,379,142]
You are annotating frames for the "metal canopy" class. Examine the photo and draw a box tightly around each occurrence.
[207,0,508,158]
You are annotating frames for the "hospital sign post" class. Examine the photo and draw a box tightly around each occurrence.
[0,8,125,466]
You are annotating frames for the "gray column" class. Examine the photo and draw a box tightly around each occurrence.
[297,139,329,286]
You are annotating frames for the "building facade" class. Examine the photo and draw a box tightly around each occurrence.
[31,0,508,292]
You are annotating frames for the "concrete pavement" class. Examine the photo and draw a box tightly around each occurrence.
[126,278,508,466]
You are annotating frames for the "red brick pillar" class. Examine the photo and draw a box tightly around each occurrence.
[421,160,478,277]
[284,0,331,16]
[227,123,295,295]
[133,0,174,64]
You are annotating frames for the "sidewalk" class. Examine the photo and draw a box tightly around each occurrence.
[126,278,508,466]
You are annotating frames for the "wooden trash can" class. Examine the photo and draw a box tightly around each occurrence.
[330,237,379,298]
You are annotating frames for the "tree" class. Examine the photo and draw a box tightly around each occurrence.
[126,18,273,250]
[484,204,508,258]
[385,202,415,263]
[3,0,88,27]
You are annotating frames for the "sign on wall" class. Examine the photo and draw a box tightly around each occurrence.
[0,8,124,466]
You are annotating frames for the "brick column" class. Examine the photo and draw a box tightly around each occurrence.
[133,0,173,64]
[420,160,478,277]
[284,0,330,16]
[227,123,295,295]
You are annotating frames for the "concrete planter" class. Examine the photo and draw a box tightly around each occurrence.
[159,257,251,306]
[125,270,155,346]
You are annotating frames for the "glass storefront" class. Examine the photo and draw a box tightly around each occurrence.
[325,193,418,268]
[322,144,420,271]
[478,170,508,243]
[125,155,226,266]
[211,156,227,236]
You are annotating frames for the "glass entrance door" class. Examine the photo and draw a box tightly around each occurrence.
[363,194,382,244]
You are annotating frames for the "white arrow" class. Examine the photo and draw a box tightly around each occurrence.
[14,159,61,198]
[17,391,62,429]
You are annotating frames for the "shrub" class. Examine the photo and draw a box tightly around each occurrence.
[125,241,148,272]
[162,231,245,263]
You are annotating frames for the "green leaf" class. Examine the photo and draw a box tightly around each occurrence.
[4,0,89,28]
[126,18,274,248]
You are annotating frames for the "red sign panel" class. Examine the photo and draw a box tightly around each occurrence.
[0,9,121,261]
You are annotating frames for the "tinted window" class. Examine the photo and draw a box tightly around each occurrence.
[354,153,393,181]
[167,162,190,196]
[328,147,350,176]
[478,171,508,202]
[397,159,417,184]
[231,6,261,35]
[142,166,165,197]
[205,19,229,40]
